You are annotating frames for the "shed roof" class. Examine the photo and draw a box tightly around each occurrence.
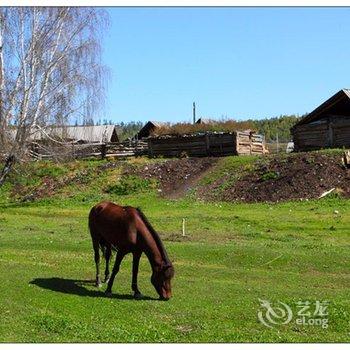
[9,125,120,143]
[135,121,167,139]
[294,89,350,127]
[195,118,215,124]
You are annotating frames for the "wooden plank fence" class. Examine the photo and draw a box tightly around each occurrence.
[26,131,265,160]
[29,140,148,160]
[148,131,266,158]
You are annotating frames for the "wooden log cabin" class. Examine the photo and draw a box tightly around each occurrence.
[291,89,350,151]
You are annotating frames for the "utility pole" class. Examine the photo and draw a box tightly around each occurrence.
[193,102,196,124]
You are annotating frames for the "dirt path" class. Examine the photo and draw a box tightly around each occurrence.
[126,157,218,199]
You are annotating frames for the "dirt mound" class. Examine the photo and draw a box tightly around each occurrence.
[126,157,218,198]
[12,151,350,204]
[220,152,350,203]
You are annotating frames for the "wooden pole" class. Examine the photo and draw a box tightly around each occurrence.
[101,143,107,159]
[193,102,196,124]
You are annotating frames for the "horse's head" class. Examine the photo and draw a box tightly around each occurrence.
[151,263,175,300]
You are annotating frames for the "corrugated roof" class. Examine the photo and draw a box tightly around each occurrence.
[9,125,120,143]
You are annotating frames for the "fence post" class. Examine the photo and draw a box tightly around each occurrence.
[101,143,107,159]
[148,139,153,157]
[249,132,253,155]
[205,134,210,156]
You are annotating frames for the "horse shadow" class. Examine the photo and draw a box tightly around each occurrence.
[29,277,157,301]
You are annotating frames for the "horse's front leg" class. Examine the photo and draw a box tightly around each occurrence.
[131,251,142,299]
[103,246,112,283]
[105,250,126,297]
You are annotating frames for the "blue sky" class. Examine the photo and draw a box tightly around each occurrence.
[101,7,350,123]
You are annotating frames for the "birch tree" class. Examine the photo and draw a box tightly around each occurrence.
[0,7,108,185]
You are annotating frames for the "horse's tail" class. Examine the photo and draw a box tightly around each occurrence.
[136,207,170,265]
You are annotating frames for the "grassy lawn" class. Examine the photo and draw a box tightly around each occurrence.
[0,190,349,342]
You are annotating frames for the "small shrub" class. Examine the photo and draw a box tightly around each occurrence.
[261,171,279,181]
[105,175,158,195]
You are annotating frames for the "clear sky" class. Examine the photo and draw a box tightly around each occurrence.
[101,7,350,123]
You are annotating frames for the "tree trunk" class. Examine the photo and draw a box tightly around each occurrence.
[0,155,15,187]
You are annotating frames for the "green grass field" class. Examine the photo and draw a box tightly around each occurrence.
[0,157,349,342]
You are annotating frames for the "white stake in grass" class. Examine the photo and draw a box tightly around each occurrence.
[182,218,186,237]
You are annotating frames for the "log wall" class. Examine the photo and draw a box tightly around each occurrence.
[147,132,265,157]
[292,116,350,151]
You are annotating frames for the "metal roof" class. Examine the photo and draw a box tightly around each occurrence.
[9,125,120,143]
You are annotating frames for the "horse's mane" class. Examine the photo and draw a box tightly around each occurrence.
[136,207,171,265]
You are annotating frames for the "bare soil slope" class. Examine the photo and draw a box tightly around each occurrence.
[220,152,350,203]
[128,152,350,203]
[125,157,218,199]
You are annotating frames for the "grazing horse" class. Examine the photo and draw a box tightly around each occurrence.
[88,201,174,300]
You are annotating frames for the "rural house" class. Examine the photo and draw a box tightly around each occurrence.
[291,89,350,151]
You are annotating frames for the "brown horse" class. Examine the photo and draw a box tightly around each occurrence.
[88,201,174,300]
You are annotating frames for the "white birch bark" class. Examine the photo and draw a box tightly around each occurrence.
[0,7,108,185]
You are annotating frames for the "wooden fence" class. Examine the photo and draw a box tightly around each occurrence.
[27,131,265,160]
[147,131,266,158]
[29,140,148,160]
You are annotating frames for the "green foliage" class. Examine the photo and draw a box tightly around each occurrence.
[72,114,301,144]
[153,115,302,143]
[261,171,280,181]
[250,114,303,143]
[117,121,144,141]
[104,175,158,195]
[200,155,258,186]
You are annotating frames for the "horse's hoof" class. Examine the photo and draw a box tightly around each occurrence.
[95,283,102,288]
[105,291,112,297]
[134,292,143,300]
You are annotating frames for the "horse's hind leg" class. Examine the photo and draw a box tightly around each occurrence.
[105,250,126,296]
[103,246,112,283]
[92,239,102,288]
